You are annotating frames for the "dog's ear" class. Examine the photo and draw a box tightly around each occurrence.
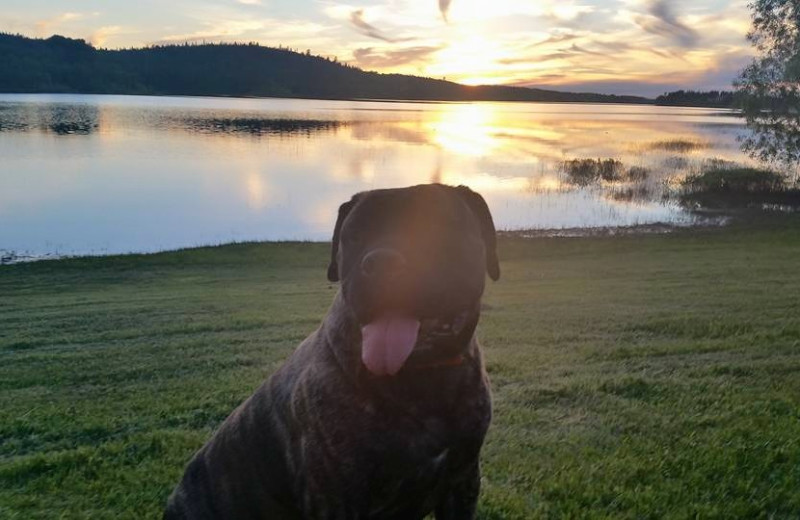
[327,197,358,282]
[456,186,500,281]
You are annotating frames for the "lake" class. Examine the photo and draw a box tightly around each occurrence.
[0,94,754,257]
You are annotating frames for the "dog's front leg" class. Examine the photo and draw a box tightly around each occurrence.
[434,460,480,520]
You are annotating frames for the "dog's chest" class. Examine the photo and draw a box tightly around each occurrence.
[292,398,481,519]
[365,447,452,517]
[287,359,491,519]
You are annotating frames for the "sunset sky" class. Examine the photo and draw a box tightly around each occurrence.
[0,0,754,96]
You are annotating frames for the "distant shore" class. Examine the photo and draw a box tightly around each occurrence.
[0,91,744,111]
[0,33,651,106]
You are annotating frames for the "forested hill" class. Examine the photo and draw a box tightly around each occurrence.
[0,33,652,104]
[655,90,735,108]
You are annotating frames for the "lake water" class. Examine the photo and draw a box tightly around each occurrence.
[0,94,754,257]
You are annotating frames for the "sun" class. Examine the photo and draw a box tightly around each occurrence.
[427,34,508,86]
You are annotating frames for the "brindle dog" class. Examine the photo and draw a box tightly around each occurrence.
[165,184,500,520]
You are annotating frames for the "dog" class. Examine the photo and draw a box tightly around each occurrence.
[165,184,500,519]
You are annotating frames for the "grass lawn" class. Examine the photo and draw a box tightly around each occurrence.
[2,215,800,519]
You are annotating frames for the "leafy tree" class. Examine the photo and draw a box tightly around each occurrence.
[735,0,800,164]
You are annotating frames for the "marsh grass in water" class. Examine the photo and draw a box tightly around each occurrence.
[679,161,800,209]
[176,117,346,137]
[648,139,710,153]
[607,185,656,204]
[3,217,800,518]
[560,158,649,186]
[684,167,785,192]
[625,166,650,182]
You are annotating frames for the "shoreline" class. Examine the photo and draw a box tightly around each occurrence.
[0,91,744,110]
[0,91,738,110]
[0,218,731,267]
[499,218,730,239]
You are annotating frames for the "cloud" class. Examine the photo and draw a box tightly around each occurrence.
[89,26,123,48]
[498,51,571,65]
[156,20,266,43]
[439,0,452,21]
[585,40,680,60]
[567,44,605,57]
[635,0,699,47]
[501,41,658,66]
[154,18,331,47]
[529,32,580,48]
[512,46,754,96]
[692,49,754,90]
[7,0,751,96]
[348,9,413,43]
[350,9,391,42]
[549,4,594,22]
[34,12,93,36]
[353,45,443,69]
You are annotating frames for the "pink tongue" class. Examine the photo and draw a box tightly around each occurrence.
[361,316,421,376]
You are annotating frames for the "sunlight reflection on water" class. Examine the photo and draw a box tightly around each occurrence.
[0,94,754,255]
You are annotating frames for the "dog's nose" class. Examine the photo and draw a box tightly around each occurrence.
[361,249,407,279]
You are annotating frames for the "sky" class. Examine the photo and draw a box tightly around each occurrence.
[0,0,755,96]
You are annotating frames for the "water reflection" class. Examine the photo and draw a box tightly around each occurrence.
[0,94,759,256]
[0,103,100,135]
[431,104,500,157]
[173,117,345,136]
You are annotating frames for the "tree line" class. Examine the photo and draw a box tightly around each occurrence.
[655,90,735,108]
[0,33,651,104]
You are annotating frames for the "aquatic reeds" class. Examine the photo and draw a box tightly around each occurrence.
[562,159,649,186]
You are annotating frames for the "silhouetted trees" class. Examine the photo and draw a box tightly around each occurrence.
[655,90,735,108]
[0,33,652,104]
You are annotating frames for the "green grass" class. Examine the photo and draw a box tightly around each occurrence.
[3,218,800,519]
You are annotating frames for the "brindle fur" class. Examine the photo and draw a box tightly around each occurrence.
[165,184,499,520]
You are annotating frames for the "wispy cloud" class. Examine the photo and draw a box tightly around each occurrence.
[439,0,452,21]
[157,20,266,43]
[154,18,332,48]
[89,26,124,48]
[548,4,594,22]
[35,12,95,36]
[349,9,412,43]
[501,40,671,66]
[529,32,580,48]
[635,0,699,47]
[498,53,568,65]
[354,45,443,69]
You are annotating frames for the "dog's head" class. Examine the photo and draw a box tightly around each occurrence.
[328,184,500,377]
